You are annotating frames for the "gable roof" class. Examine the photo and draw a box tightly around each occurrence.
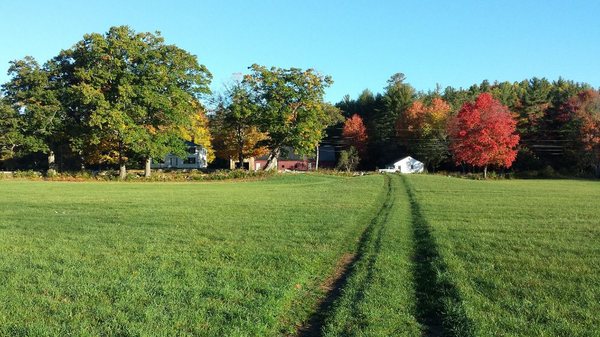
[393,156,421,164]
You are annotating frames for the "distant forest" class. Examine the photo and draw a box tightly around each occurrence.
[328,74,600,177]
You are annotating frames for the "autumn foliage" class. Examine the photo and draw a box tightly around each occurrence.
[448,93,520,174]
[396,98,452,170]
[342,114,368,156]
[400,97,452,136]
[561,90,600,174]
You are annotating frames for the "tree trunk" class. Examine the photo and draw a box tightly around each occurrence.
[263,148,280,171]
[483,165,488,179]
[78,151,86,171]
[120,162,127,180]
[145,157,152,178]
[47,151,56,176]
[315,145,319,171]
[238,152,244,170]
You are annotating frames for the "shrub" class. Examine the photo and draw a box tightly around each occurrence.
[336,147,360,172]
[13,170,43,179]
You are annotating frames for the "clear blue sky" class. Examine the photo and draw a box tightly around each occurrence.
[1,0,599,102]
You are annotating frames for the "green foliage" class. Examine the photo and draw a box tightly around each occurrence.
[11,170,43,179]
[55,26,212,170]
[243,64,341,168]
[336,146,360,172]
[2,56,63,157]
[0,99,25,161]
[211,81,268,164]
[0,169,277,182]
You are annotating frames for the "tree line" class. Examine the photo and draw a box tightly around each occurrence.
[334,75,600,177]
[0,26,338,178]
[1,26,599,178]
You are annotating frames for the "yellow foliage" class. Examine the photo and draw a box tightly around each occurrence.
[180,107,215,163]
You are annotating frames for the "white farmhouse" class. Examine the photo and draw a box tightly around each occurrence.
[151,141,208,169]
[379,156,425,174]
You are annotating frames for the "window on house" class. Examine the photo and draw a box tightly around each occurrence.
[185,157,196,164]
[188,147,196,154]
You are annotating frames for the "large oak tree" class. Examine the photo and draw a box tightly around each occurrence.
[243,64,341,170]
[57,26,211,178]
[2,56,63,174]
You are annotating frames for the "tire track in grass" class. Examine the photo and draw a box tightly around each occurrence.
[297,175,394,337]
[400,175,475,337]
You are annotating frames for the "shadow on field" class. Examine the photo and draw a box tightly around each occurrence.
[297,176,394,337]
[400,175,474,337]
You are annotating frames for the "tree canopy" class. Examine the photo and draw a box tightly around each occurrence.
[243,64,341,170]
[342,114,368,159]
[448,93,520,177]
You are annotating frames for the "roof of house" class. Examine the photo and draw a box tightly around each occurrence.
[393,156,422,164]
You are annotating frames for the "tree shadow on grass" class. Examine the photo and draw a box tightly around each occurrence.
[297,176,394,337]
[401,175,475,337]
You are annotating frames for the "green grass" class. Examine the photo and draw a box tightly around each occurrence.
[0,174,385,336]
[404,175,600,336]
[1,174,599,336]
[322,175,421,337]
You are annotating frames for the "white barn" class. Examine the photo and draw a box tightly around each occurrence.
[379,156,425,174]
[151,141,208,169]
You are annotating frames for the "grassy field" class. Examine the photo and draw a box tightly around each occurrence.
[404,175,600,337]
[1,174,599,336]
[321,175,420,337]
[0,175,385,336]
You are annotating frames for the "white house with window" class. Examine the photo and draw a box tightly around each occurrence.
[151,141,208,169]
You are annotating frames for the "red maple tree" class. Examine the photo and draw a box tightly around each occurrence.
[448,93,520,178]
[342,114,368,157]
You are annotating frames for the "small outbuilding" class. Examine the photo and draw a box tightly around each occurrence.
[379,156,425,174]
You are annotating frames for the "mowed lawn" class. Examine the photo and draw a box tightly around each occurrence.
[0,175,385,336]
[404,175,600,336]
[1,174,599,336]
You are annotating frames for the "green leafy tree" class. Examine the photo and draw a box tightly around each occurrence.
[336,146,360,172]
[211,82,267,168]
[243,64,341,170]
[372,73,415,166]
[0,98,25,163]
[2,56,63,174]
[57,26,211,178]
[517,78,552,132]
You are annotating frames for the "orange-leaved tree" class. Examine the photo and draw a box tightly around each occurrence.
[397,97,452,171]
[342,114,368,158]
[448,93,520,178]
